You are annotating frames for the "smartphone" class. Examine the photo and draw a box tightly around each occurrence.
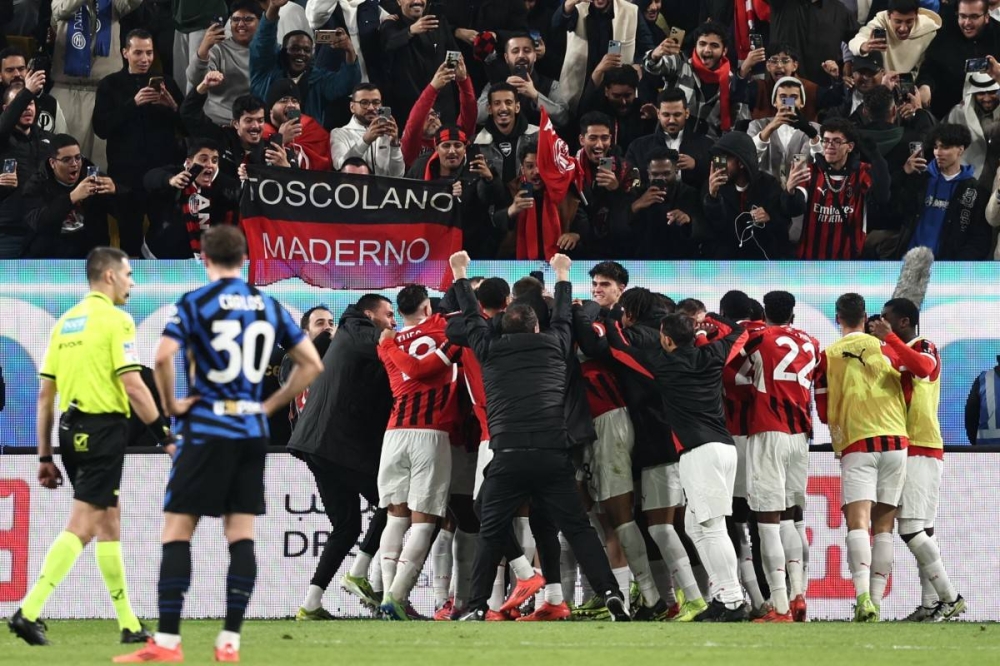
[270,133,283,147]
[86,165,100,179]
[712,155,727,171]
[466,144,481,161]
[520,181,534,197]
[513,64,530,79]
[749,32,764,51]
[528,30,541,47]
[898,72,915,95]
[966,57,990,73]
[187,163,204,179]
[791,153,807,166]
[2,159,15,174]
[212,15,226,27]
[669,27,685,45]
[314,30,339,45]
[378,106,392,121]
[599,157,614,171]
[286,108,301,122]
[872,27,887,41]
[649,177,668,190]
[909,141,923,155]
[445,50,461,68]
[780,95,796,109]
[148,76,163,89]
[607,40,622,56]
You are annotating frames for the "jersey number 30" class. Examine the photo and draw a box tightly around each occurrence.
[208,320,276,384]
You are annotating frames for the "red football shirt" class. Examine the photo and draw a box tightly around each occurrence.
[795,164,872,260]
[744,324,819,436]
[723,320,767,436]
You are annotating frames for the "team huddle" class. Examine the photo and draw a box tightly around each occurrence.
[7,233,967,663]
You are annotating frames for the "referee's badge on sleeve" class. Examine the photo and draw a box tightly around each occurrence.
[124,341,140,365]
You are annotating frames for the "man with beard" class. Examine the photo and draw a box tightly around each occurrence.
[945,73,1000,178]
[473,83,539,187]
[572,111,634,258]
[626,89,713,191]
[181,77,292,177]
[380,0,461,129]
[141,139,242,259]
[0,47,66,134]
[22,134,120,258]
[643,21,751,138]
[263,79,333,171]
[330,83,404,176]
[629,148,701,258]
[251,0,361,126]
[578,66,654,153]
[0,70,55,185]
[94,29,184,256]
[478,32,569,128]
[186,1,262,126]
[287,294,396,618]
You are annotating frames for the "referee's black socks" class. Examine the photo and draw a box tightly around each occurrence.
[158,541,191,636]
[225,539,257,633]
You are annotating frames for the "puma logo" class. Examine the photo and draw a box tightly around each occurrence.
[842,349,867,366]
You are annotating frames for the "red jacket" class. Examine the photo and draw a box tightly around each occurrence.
[401,77,477,168]
[263,114,332,171]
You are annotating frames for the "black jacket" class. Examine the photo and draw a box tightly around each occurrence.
[142,166,241,258]
[0,87,55,188]
[918,14,1000,120]
[631,180,703,258]
[625,124,714,191]
[765,0,858,86]
[23,160,117,258]
[892,168,991,260]
[577,87,655,153]
[605,313,746,454]
[456,277,574,447]
[179,89,282,178]
[93,69,184,187]
[286,306,393,475]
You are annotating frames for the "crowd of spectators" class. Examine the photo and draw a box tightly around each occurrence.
[0,0,998,260]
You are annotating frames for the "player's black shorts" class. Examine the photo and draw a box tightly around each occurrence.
[164,437,268,517]
[59,413,128,509]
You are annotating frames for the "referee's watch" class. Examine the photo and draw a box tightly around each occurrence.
[39,455,53,463]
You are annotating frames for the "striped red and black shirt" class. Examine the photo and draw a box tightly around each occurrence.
[795,163,872,260]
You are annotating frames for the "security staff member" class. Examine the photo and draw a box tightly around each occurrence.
[967,354,1000,445]
[8,247,173,646]
[448,250,629,622]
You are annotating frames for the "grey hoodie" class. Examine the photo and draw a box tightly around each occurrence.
[186,39,252,126]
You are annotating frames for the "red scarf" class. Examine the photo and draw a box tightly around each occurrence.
[690,51,734,132]
[520,108,578,259]
[733,0,771,59]
[182,183,234,254]
[263,116,333,171]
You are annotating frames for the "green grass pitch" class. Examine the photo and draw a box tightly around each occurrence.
[7,620,1000,666]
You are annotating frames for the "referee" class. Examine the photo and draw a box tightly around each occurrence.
[8,247,173,646]
[448,251,630,622]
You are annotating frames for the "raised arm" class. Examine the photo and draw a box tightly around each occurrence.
[377,330,459,379]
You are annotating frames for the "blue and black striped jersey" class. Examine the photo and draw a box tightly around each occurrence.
[163,277,304,444]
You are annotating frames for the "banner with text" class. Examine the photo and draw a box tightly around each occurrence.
[240,167,461,290]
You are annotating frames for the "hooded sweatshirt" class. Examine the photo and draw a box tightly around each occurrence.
[849,9,942,76]
[909,160,974,254]
[186,38,252,126]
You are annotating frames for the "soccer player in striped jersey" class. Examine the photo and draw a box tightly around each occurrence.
[115,226,323,663]
[871,298,965,621]
[375,284,462,620]
[815,293,907,623]
[743,291,818,622]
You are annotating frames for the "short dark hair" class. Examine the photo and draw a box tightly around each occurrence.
[351,82,380,99]
[501,302,539,334]
[579,111,612,135]
[124,29,153,47]
[356,293,391,315]
[488,82,519,104]
[232,94,265,121]
[862,86,896,124]
[201,225,247,267]
[765,42,799,61]
[0,46,26,63]
[836,292,867,328]
[958,0,988,10]
[230,0,263,17]
[588,261,629,287]
[656,88,688,108]
[517,137,538,163]
[927,122,973,150]
[341,156,371,172]
[396,284,430,316]
[660,313,695,347]
[656,293,677,313]
[504,32,535,51]
[646,146,680,167]
[821,117,859,146]
[48,133,79,158]
[695,21,728,45]
[186,137,221,159]
[85,246,128,284]
[603,66,639,89]
[476,277,510,311]
[749,299,764,322]
[676,298,706,317]
[282,30,313,48]
[300,305,332,331]
[884,297,920,327]
[512,276,543,300]
[619,287,660,324]
[887,0,920,13]
[763,290,796,324]
[719,290,753,320]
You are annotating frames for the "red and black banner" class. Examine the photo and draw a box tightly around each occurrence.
[240,166,461,290]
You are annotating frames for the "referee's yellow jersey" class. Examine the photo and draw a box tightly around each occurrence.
[39,292,142,416]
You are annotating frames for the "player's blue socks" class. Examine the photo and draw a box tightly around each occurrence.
[225,539,257,633]
[158,541,192,635]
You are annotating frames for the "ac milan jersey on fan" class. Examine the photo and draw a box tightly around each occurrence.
[744,324,819,436]
[796,163,872,260]
[579,357,627,419]
[723,320,767,436]
[378,313,461,431]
